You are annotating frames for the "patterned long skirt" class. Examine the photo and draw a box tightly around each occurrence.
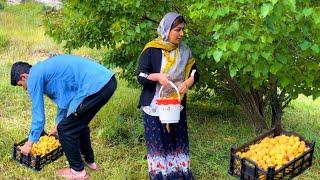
[143,109,193,180]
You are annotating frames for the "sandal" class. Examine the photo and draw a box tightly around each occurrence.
[84,161,99,171]
[81,155,99,171]
[56,167,89,180]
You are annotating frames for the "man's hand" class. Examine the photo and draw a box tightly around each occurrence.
[49,125,58,137]
[19,140,33,155]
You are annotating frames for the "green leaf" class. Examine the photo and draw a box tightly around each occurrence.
[230,41,241,52]
[243,65,253,73]
[265,16,277,33]
[280,76,291,87]
[302,25,309,35]
[300,40,311,51]
[266,36,274,43]
[260,3,273,18]
[302,8,313,17]
[270,63,283,74]
[243,43,253,50]
[306,62,319,71]
[229,67,237,77]
[253,70,260,78]
[260,36,266,43]
[287,0,296,12]
[135,26,140,33]
[135,1,141,8]
[277,54,287,64]
[217,42,227,51]
[291,93,299,100]
[257,61,269,77]
[252,80,263,89]
[306,77,314,87]
[216,7,230,17]
[311,44,319,54]
[236,60,245,69]
[213,50,223,62]
[262,52,272,62]
[213,24,222,31]
[251,52,259,64]
[213,32,220,40]
[313,11,320,25]
[227,21,239,33]
[269,0,278,5]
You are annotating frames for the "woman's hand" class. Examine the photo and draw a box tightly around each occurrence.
[179,82,189,94]
[158,73,170,87]
[19,140,33,155]
[147,73,170,87]
[179,77,194,94]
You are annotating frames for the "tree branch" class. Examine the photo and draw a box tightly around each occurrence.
[278,89,286,102]
[283,94,291,102]
[142,15,158,24]
[281,94,292,109]
[172,4,180,13]
[282,97,292,109]
[274,37,283,49]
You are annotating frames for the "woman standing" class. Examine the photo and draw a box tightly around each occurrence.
[137,12,199,179]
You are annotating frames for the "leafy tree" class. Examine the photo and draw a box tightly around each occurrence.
[44,0,320,133]
[187,0,320,133]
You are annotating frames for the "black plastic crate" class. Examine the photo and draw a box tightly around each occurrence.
[228,128,315,180]
[12,132,63,171]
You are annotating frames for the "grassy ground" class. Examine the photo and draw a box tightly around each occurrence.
[0,3,319,180]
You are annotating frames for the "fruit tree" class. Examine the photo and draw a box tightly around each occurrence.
[44,0,320,133]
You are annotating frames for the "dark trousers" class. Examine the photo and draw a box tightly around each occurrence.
[57,75,117,171]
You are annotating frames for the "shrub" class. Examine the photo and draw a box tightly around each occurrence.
[0,1,4,10]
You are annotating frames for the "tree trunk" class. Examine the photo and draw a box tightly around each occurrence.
[269,75,291,133]
[221,69,268,134]
[269,75,282,132]
[242,98,268,134]
[271,99,283,133]
[270,90,292,133]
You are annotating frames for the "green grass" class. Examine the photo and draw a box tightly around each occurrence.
[0,2,319,180]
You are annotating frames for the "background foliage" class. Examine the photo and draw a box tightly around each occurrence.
[44,0,320,95]
[44,0,320,132]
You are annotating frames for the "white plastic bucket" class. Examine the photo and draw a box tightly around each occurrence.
[157,81,183,124]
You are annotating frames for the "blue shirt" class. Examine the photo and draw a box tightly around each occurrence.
[27,55,115,142]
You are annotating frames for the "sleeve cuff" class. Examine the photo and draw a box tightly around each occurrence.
[28,131,42,143]
[139,72,149,78]
[190,69,196,77]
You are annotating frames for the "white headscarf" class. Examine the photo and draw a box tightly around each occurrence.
[157,12,180,41]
